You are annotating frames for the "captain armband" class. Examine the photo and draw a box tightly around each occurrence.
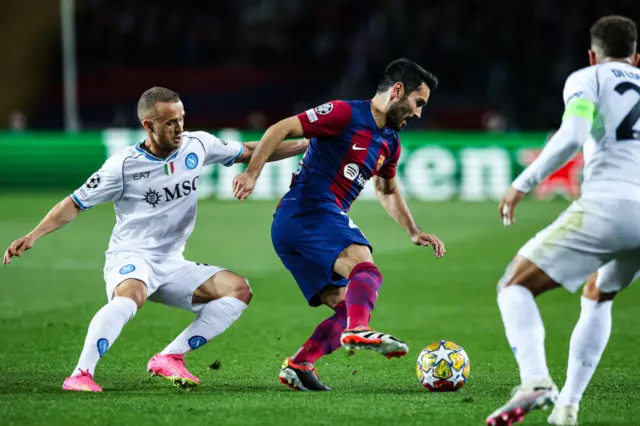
[562,98,595,124]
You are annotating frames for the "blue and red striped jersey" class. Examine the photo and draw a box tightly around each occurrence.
[279,100,401,212]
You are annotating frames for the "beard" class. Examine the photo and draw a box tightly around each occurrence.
[386,100,413,131]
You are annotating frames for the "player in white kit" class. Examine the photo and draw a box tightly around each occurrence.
[2,87,308,392]
[485,16,640,426]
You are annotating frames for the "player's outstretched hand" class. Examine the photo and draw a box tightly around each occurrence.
[3,235,35,265]
[232,172,257,201]
[411,232,445,258]
[499,186,526,226]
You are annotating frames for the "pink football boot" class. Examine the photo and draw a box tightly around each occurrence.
[147,353,199,388]
[62,370,103,392]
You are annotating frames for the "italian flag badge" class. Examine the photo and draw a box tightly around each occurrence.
[164,161,175,176]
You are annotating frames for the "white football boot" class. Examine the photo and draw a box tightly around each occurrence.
[486,377,558,426]
[548,404,579,425]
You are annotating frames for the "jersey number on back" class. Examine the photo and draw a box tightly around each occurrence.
[615,82,640,141]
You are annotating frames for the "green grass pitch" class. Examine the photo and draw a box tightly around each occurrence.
[1,193,639,425]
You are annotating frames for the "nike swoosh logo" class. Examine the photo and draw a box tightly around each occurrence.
[352,144,367,151]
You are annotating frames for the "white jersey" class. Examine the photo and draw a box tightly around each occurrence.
[564,62,640,200]
[71,131,243,259]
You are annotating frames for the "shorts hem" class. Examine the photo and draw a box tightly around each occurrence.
[516,253,582,293]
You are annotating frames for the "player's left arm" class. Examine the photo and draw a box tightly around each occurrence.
[234,139,309,164]
[373,176,445,258]
[500,69,596,225]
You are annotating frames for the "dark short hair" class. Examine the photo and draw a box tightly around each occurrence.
[590,15,638,58]
[376,58,438,95]
[137,86,181,120]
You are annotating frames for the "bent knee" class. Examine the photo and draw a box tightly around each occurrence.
[497,256,559,297]
[219,273,252,305]
[113,279,147,309]
[234,278,252,305]
[583,273,616,302]
[320,286,346,309]
[334,244,374,278]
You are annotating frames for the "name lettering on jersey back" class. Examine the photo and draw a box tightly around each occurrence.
[612,69,640,81]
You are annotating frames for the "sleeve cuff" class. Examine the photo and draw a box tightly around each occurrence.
[511,178,533,194]
[223,144,244,167]
[70,193,91,210]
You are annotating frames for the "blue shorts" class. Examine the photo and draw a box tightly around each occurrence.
[271,203,372,306]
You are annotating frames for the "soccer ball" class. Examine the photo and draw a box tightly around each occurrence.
[416,340,470,392]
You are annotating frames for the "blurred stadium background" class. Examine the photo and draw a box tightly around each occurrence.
[2,1,640,425]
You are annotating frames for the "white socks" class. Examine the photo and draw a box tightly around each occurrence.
[557,297,612,405]
[70,296,248,377]
[72,296,137,376]
[498,284,550,383]
[160,296,247,355]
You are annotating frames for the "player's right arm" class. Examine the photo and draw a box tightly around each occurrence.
[500,68,597,225]
[3,197,81,264]
[3,155,124,265]
[232,101,353,200]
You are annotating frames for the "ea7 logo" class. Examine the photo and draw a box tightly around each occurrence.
[133,171,150,180]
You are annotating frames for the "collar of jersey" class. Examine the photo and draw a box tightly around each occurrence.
[135,142,179,162]
[365,99,396,135]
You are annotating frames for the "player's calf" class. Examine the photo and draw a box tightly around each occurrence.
[553,273,614,419]
[334,246,408,357]
[64,279,143,389]
[334,245,380,330]
[151,271,250,388]
[290,299,347,366]
[495,256,560,398]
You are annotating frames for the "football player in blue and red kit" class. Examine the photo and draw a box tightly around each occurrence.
[233,58,445,391]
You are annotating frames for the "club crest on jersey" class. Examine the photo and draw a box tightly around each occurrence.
[344,163,360,180]
[85,174,100,189]
[143,188,162,208]
[377,154,386,171]
[119,264,136,274]
[185,153,199,170]
[315,102,333,115]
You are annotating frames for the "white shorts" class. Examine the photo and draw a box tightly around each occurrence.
[595,250,640,293]
[518,197,640,293]
[104,252,225,312]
